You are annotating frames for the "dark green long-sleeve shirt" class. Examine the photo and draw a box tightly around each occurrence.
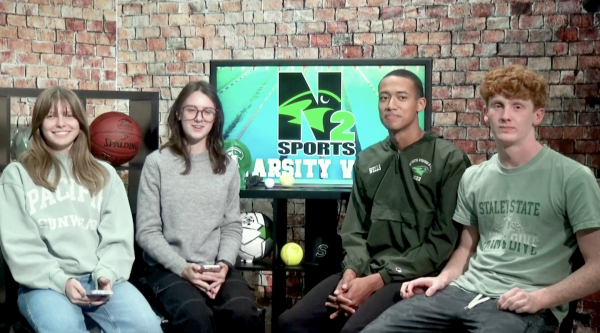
[341,132,471,284]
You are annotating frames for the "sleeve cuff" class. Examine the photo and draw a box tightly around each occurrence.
[50,271,72,295]
[572,220,600,233]
[217,259,234,270]
[217,251,238,269]
[172,261,189,277]
[379,270,393,284]
[92,268,118,289]
[341,260,361,276]
[452,213,475,226]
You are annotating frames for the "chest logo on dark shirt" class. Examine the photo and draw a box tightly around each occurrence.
[409,158,431,182]
[369,164,381,174]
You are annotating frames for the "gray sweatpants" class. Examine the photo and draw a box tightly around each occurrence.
[361,285,558,333]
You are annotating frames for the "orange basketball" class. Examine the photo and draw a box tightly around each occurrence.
[89,112,142,166]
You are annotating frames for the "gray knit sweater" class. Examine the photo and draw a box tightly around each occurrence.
[135,148,241,275]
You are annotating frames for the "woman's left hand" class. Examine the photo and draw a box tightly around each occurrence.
[202,262,229,299]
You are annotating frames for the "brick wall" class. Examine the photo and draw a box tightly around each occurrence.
[0,0,117,91]
[1,0,600,330]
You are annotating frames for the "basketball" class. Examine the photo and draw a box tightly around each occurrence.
[90,112,142,166]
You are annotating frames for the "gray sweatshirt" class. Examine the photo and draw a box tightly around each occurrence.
[135,148,242,275]
[0,156,134,294]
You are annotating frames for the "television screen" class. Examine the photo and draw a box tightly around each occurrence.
[210,59,432,186]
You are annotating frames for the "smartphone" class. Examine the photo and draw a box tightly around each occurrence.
[86,290,113,300]
[200,264,221,272]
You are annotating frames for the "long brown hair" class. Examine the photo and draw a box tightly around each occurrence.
[19,86,109,195]
[162,81,229,175]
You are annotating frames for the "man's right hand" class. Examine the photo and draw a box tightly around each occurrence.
[325,269,357,319]
[334,269,357,296]
[400,276,449,299]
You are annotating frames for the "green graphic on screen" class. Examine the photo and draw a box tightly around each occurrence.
[217,65,426,185]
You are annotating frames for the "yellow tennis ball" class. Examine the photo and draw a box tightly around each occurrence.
[280,242,303,266]
[280,173,295,187]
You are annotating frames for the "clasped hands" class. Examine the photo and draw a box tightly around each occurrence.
[182,262,229,300]
[325,269,384,319]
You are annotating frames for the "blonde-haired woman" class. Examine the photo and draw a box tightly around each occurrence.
[0,86,162,333]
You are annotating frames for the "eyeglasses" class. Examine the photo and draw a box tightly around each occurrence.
[181,106,216,122]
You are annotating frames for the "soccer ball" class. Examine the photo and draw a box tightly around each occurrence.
[239,212,274,262]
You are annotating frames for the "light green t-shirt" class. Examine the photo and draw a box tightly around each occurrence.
[452,146,600,323]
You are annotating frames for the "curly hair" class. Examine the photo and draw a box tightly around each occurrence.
[480,65,547,110]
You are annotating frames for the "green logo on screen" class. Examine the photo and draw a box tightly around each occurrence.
[277,72,356,157]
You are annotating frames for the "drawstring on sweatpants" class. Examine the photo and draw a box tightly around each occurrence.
[464,294,491,310]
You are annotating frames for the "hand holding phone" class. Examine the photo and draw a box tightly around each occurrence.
[86,290,113,300]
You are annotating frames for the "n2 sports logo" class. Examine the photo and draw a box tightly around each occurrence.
[277,72,356,158]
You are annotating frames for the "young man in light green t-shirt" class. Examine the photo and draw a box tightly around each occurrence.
[361,65,600,333]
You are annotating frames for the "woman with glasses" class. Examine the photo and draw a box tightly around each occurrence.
[0,86,162,333]
[135,81,263,333]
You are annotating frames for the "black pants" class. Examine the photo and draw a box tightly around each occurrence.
[362,285,558,333]
[278,273,403,333]
[145,265,264,333]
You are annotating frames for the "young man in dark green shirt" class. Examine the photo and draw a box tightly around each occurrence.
[362,65,600,333]
[278,69,471,333]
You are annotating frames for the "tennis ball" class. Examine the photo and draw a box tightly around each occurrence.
[280,173,295,187]
[280,242,303,266]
